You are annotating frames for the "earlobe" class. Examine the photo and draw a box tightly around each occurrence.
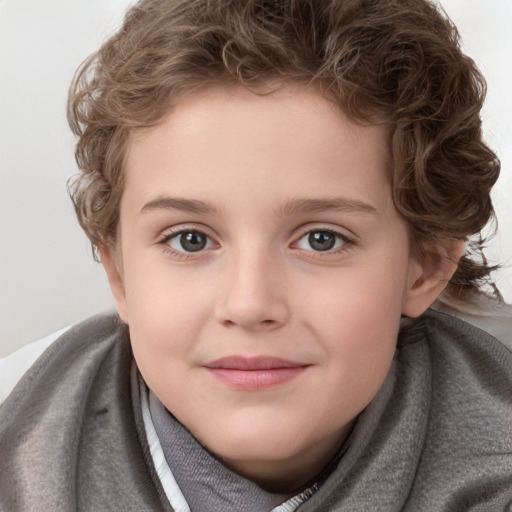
[99,245,129,324]
[402,239,465,318]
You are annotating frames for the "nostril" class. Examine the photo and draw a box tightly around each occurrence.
[221,318,278,329]
[215,294,290,330]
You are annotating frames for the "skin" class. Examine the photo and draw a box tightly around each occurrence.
[101,84,461,492]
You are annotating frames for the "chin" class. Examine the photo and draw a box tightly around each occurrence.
[197,418,304,461]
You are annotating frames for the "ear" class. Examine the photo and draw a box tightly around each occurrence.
[402,239,465,318]
[99,245,129,324]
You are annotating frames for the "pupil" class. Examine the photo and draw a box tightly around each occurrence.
[308,231,335,251]
[180,232,206,252]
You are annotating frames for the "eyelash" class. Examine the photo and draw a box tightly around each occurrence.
[293,228,356,257]
[158,226,356,260]
[158,227,217,261]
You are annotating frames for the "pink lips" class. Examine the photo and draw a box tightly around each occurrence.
[204,356,308,390]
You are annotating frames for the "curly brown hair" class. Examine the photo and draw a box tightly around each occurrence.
[68,0,500,301]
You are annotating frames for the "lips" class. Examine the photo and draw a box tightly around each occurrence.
[203,356,309,390]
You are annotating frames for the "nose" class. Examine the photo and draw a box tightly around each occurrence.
[215,248,290,332]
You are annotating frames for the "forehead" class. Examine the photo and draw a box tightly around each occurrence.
[123,84,392,214]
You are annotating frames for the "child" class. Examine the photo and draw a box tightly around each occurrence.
[1,0,511,510]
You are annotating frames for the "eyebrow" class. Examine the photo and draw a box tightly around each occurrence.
[140,196,218,215]
[140,195,378,217]
[278,197,378,216]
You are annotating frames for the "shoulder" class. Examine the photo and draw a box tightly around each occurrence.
[420,305,512,447]
[431,294,512,351]
[419,304,512,379]
[0,327,69,404]
[0,312,123,405]
[398,304,512,508]
[0,311,131,445]
[400,304,512,448]
[0,314,165,511]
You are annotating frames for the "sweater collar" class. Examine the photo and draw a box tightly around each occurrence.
[147,388,324,512]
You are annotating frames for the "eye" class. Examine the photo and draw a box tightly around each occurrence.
[295,230,347,252]
[166,230,214,253]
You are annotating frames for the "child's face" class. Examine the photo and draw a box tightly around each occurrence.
[104,84,430,490]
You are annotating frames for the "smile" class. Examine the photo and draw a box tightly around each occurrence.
[203,357,309,390]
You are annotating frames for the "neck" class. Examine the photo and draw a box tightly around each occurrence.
[217,420,354,494]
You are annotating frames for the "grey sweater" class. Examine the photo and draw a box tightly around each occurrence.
[0,309,511,511]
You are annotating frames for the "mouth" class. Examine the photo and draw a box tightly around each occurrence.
[203,356,309,390]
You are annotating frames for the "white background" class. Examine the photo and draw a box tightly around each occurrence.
[1,0,511,356]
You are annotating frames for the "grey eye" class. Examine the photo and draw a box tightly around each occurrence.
[308,231,336,251]
[168,231,212,252]
[296,230,345,252]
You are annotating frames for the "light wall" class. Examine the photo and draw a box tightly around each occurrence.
[1,0,510,356]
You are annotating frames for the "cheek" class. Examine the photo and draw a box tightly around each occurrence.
[121,262,216,380]
[124,248,212,323]
[299,259,409,394]
[303,258,408,338]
